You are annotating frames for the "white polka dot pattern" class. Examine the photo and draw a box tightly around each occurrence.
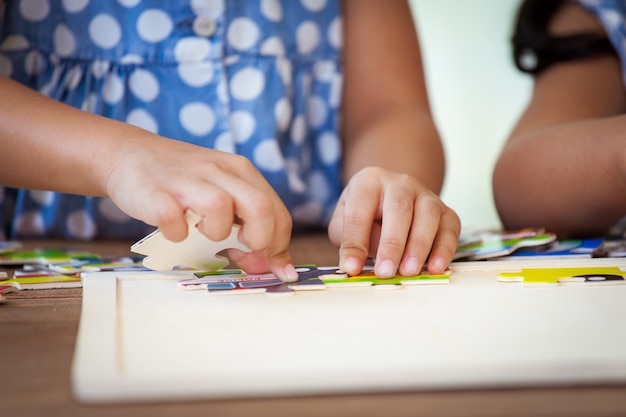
[1,0,344,239]
[89,14,122,49]
[137,9,174,43]
[63,0,89,14]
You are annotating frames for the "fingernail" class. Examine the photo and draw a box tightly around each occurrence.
[281,264,299,283]
[402,257,419,276]
[377,259,396,278]
[428,257,446,274]
[341,257,360,275]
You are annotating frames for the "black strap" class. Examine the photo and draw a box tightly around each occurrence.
[512,0,616,74]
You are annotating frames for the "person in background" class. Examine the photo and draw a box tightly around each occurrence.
[0,0,460,281]
[493,0,626,238]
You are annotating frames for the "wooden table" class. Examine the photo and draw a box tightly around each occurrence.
[1,234,626,417]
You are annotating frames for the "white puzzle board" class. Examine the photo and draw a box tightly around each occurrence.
[72,259,626,404]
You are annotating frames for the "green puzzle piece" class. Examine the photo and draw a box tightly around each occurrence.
[0,274,81,290]
[320,270,450,287]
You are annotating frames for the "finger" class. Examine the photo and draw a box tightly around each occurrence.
[172,180,236,242]
[337,182,381,276]
[373,183,414,278]
[140,190,188,242]
[262,205,298,282]
[183,167,277,251]
[327,200,344,248]
[425,208,461,275]
[398,193,443,276]
[333,204,381,260]
[217,159,287,252]
[228,207,297,283]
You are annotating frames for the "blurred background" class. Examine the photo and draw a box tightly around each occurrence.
[409,0,532,230]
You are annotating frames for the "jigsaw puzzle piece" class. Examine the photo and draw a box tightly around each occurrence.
[2,267,81,290]
[177,265,450,296]
[498,266,626,287]
[189,267,328,296]
[284,266,329,291]
[177,270,245,290]
[0,248,99,266]
[454,231,557,261]
[204,271,295,296]
[48,255,146,274]
[179,266,330,295]
[593,239,626,257]
[0,271,18,303]
[319,267,451,289]
[0,241,22,255]
[506,238,604,259]
[131,210,251,271]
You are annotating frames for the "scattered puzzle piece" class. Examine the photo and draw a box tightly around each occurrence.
[131,210,251,271]
[0,241,22,255]
[48,255,147,274]
[178,265,451,296]
[2,268,82,290]
[0,248,100,266]
[592,239,626,257]
[498,266,626,287]
[506,239,604,259]
[0,271,16,303]
[454,232,557,261]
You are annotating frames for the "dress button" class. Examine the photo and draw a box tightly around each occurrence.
[193,16,217,37]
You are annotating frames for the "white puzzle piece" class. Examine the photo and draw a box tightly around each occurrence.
[130,210,250,271]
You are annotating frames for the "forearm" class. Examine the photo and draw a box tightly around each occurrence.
[493,116,626,237]
[341,0,443,193]
[342,104,444,194]
[0,76,151,196]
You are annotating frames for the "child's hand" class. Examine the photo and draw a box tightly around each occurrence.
[328,167,460,278]
[104,135,298,282]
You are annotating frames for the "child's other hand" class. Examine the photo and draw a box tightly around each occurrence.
[105,135,298,282]
[328,167,460,278]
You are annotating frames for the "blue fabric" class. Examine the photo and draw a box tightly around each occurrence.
[0,0,343,239]
[577,0,626,84]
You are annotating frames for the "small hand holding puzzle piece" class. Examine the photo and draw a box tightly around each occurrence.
[131,210,251,271]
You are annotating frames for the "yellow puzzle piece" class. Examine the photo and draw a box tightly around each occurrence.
[498,266,626,287]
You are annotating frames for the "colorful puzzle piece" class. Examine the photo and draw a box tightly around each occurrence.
[318,267,451,288]
[178,265,451,296]
[0,271,16,303]
[0,241,22,255]
[498,266,626,287]
[48,255,147,274]
[131,210,251,271]
[505,238,604,259]
[1,268,81,290]
[179,266,327,296]
[454,232,556,261]
[592,239,626,258]
[457,227,546,247]
[0,248,100,266]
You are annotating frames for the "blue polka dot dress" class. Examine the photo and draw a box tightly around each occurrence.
[0,0,343,240]
[576,0,626,84]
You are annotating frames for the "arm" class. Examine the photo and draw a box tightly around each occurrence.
[329,0,460,277]
[0,75,297,281]
[492,3,626,238]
